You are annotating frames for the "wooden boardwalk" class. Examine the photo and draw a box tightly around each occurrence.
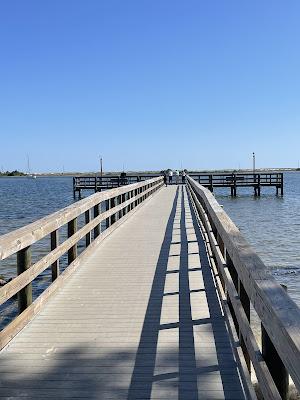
[0,186,248,399]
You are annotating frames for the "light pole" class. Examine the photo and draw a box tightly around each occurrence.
[252,152,255,173]
[99,156,103,184]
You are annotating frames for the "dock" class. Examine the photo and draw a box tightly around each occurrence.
[0,176,298,399]
[73,172,284,198]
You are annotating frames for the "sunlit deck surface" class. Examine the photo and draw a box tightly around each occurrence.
[0,186,247,399]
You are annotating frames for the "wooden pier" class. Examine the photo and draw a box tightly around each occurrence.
[0,176,298,399]
[73,172,284,198]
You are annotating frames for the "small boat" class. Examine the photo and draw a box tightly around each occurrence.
[26,155,37,179]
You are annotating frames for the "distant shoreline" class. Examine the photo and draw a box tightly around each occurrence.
[1,168,299,177]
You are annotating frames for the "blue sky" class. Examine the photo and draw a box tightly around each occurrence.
[1,1,300,172]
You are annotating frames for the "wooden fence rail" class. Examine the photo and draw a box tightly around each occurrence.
[0,177,164,349]
[187,175,300,400]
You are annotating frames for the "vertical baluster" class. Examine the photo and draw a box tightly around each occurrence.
[110,197,116,224]
[226,252,239,332]
[105,200,110,229]
[51,230,59,281]
[85,210,91,246]
[93,204,100,238]
[239,280,251,372]
[261,284,289,400]
[17,246,32,313]
[68,218,77,265]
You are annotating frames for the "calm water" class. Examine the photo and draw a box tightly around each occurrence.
[214,171,300,307]
[0,176,82,328]
[0,173,300,328]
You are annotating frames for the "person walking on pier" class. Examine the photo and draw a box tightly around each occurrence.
[168,169,173,184]
[175,169,180,184]
[163,171,168,186]
[181,169,186,184]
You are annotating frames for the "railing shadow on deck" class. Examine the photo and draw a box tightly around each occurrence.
[0,346,190,399]
[185,188,245,400]
[127,186,245,400]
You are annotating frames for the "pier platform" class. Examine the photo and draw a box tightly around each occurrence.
[0,186,248,399]
[0,176,299,400]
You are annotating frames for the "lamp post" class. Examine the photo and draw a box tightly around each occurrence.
[253,152,255,172]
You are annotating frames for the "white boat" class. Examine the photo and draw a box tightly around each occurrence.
[26,155,37,179]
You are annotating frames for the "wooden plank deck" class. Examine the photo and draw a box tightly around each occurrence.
[0,186,248,399]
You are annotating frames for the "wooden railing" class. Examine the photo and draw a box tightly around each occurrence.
[0,177,164,349]
[189,172,283,195]
[73,175,160,191]
[189,172,283,185]
[187,175,300,400]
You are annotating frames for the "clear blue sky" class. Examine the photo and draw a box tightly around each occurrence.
[1,1,300,172]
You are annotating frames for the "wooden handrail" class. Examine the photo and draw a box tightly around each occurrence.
[187,175,300,399]
[0,177,162,260]
[0,177,163,349]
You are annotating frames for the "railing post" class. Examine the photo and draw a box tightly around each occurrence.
[118,195,122,219]
[226,252,239,330]
[110,197,116,224]
[17,246,32,313]
[216,233,225,290]
[239,280,251,372]
[209,175,213,192]
[85,210,91,246]
[93,203,100,238]
[131,190,134,210]
[73,177,76,199]
[122,193,126,216]
[262,284,289,400]
[51,230,59,281]
[124,192,129,215]
[68,218,77,265]
[105,200,110,228]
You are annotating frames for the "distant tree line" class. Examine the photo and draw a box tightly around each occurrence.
[0,170,26,176]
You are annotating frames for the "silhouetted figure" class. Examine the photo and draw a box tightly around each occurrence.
[163,172,167,187]
[168,169,173,184]
[120,172,127,185]
[175,169,179,184]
